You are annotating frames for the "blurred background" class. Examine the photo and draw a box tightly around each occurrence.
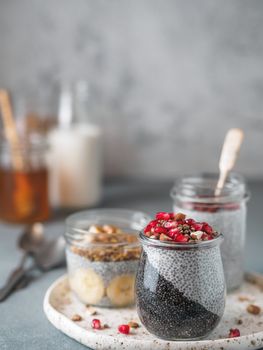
[0,0,262,180]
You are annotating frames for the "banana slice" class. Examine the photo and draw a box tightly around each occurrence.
[70,268,105,305]
[106,274,135,307]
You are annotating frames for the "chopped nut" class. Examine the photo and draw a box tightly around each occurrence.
[102,225,117,234]
[86,306,97,315]
[103,324,109,329]
[190,231,203,240]
[238,295,251,302]
[128,321,139,328]
[174,213,186,221]
[71,314,82,321]
[159,234,172,241]
[88,225,103,234]
[247,304,261,315]
[71,224,140,262]
[236,319,243,325]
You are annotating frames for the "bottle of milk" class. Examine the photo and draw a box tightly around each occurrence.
[48,81,103,208]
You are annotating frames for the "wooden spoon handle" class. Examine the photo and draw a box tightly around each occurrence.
[0,89,24,170]
[215,128,244,196]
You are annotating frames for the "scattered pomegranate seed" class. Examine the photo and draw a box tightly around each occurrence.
[92,319,102,330]
[156,212,171,220]
[228,328,240,338]
[118,324,130,334]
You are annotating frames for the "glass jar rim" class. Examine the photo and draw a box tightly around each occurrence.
[65,208,151,248]
[139,231,224,250]
[171,172,249,204]
[0,133,48,153]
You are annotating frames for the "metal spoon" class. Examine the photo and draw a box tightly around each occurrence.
[2,223,46,293]
[33,236,66,271]
[0,235,65,301]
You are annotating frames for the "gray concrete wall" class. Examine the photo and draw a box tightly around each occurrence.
[0,0,262,178]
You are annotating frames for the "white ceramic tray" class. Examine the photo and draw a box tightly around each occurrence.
[44,273,263,350]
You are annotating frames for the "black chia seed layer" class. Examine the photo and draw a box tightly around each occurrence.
[136,252,220,340]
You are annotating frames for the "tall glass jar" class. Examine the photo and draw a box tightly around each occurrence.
[135,232,225,340]
[171,173,249,291]
[0,135,50,223]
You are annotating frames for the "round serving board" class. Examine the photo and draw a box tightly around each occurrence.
[44,273,263,350]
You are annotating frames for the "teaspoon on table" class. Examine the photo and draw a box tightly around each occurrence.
[0,228,65,301]
[2,223,46,292]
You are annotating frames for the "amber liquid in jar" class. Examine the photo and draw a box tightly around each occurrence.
[0,167,49,223]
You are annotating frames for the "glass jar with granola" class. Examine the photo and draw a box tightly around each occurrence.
[65,209,150,308]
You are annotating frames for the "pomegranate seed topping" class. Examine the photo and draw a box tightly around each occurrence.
[168,228,180,239]
[118,324,130,334]
[228,328,240,338]
[156,212,171,220]
[203,223,213,234]
[192,223,203,231]
[164,221,178,229]
[143,212,218,243]
[186,218,196,225]
[148,220,158,228]
[154,226,167,234]
[144,224,152,233]
[175,233,189,243]
[92,319,102,330]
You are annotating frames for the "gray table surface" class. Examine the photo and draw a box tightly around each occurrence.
[0,180,262,350]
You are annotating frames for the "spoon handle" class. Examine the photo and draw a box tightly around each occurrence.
[0,254,35,302]
[0,266,29,301]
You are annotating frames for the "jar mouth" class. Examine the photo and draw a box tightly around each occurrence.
[139,231,224,250]
[171,172,249,204]
[65,208,151,248]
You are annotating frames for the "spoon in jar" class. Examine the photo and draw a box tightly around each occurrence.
[215,128,244,196]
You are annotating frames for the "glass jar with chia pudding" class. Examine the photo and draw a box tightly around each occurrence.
[65,209,150,308]
[135,212,225,340]
[171,173,249,291]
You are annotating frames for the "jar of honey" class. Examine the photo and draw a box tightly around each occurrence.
[0,135,50,223]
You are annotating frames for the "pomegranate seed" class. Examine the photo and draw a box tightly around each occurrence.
[144,224,152,233]
[148,220,158,228]
[154,226,167,234]
[202,223,213,234]
[92,319,102,330]
[156,212,171,220]
[228,328,240,338]
[164,221,178,229]
[167,227,180,239]
[192,223,203,231]
[118,324,130,334]
[175,233,189,243]
[169,212,175,219]
[186,218,196,225]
